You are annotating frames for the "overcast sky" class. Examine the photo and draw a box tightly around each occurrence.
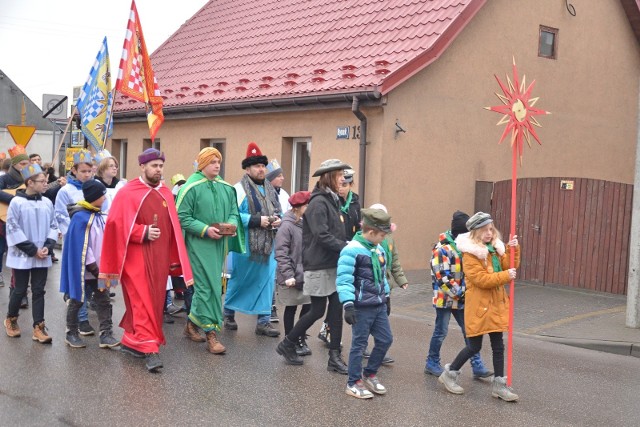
[0,0,209,116]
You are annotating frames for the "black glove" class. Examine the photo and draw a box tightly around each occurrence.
[386,296,391,316]
[344,303,357,325]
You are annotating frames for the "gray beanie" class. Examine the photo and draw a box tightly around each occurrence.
[466,212,493,231]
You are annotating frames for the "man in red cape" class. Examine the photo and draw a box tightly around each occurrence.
[98,148,193,373]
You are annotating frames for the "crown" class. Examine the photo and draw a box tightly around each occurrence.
[8,145,26,158]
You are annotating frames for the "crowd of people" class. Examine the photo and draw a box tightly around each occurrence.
[0,141,521,401]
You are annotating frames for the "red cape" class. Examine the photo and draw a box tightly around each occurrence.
[98,177,193,287]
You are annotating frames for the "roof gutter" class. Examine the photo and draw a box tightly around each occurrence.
[351,97,367,204]
[114,90,382,121]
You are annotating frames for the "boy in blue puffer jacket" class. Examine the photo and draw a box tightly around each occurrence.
[337,208,393,399]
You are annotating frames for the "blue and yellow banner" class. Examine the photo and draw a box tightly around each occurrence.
[77,37,113,151]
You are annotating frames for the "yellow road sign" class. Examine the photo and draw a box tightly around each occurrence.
[6,125,36,147]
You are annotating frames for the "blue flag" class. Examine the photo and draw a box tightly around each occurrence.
[77,37,113,151]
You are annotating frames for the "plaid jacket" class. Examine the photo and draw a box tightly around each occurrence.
[430,231,465,309]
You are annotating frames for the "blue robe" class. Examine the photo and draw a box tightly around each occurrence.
[224,185,276,316]
[60,208,104,302]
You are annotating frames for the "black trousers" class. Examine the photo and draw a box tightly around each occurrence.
[450,332,505,377]
[286,292,343,351]
[66,279,113,334]
[283,303,311,338]
[7,268,48,327]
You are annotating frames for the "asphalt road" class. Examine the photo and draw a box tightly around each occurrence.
[0,268,639,427]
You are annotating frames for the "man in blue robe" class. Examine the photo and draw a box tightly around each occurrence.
[223,142,282,337]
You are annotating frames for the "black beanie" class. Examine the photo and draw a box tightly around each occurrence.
[82,180,107,203]
[451,210,470,237]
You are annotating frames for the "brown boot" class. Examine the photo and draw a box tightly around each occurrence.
[32,321,52,343]
[4,317,20,337]
[206,330,226,354]
[184,320,206,342]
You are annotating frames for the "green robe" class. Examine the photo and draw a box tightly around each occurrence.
[176,172,244,331]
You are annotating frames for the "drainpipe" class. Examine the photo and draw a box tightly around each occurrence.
[352,97,367,203]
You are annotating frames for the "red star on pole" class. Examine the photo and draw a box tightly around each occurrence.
[485,57,550,162]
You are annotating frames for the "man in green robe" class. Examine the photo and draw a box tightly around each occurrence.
[176,147,244,354]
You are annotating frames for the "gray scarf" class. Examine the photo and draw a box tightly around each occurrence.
[240,174,281,262]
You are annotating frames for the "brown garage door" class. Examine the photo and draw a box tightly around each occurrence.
[490,177,632,295]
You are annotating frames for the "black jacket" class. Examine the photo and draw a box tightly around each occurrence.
[302,185,347,271]
[0,167,25,204]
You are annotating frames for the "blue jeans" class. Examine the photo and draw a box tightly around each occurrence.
[347,304,393,386]
[223,308,270,325]
[426,307,481,366]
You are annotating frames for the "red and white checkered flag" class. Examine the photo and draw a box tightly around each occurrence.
[116,0,164,140]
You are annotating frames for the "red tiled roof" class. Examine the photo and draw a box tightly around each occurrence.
[114,0,485,113]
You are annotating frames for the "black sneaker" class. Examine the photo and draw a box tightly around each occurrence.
[363,349,371,358]
[270,305,279,323]
[20,296,28,309]
[65,332,86,348]
[224,316,238,330]
[255,322,280,337]
[120,344,145,358]
[382,355,395,365]
[163,312,175,324]
[99,331,120,348]
[145,353,163,372]
[78,320,95,336]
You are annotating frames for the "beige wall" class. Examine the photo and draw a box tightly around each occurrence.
[109,0,640,271]
[109,108,369,192]
[377,0,640,269]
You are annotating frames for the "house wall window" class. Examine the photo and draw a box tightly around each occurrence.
[200,138,226,178]
[111,139,128,179]
[539,26,558,59]
[143,139,161,151]
[291,138,311,192]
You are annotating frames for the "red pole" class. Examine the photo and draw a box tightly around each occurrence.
[507,144,517,386]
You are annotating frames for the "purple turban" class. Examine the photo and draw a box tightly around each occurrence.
[138,148,165,165]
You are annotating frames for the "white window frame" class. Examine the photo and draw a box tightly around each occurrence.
[291,138,311,192]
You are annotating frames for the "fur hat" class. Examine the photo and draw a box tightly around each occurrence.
[241,142,268,169]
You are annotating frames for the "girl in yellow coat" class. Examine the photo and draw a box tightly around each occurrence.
[438,212,521,401]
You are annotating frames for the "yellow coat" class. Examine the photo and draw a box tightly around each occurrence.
[455,233,521,338]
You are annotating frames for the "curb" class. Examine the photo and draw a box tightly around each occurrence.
[522,333,640,358]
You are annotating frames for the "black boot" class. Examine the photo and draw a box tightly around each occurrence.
[296,336,312,356]
[327,349,348,374]
[276,336,303,365]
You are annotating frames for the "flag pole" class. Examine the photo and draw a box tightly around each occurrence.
[101,87,117,148]
[507,143,517,387]
[52,106,77,166]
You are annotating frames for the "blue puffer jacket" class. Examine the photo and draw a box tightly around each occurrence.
[337,239,390,307]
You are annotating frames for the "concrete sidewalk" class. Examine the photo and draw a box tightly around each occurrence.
[392,269,640,358]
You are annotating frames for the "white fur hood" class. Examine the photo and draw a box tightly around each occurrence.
[455,232,505,260]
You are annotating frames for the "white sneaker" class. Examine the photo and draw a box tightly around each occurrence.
[363,374,387,395]
[345,380,374,399]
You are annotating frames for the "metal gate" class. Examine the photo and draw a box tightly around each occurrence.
[490,177,632,294]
